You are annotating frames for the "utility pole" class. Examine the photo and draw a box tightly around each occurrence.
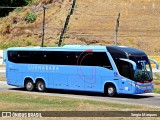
[115,13,120,46]
[41,5,46,47]
[58,0,76,47]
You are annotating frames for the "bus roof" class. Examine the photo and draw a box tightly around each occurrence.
[6,45,146,55]
[106,46,146,56]
[6,45,107,51]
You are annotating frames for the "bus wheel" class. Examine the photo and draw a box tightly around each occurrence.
[25,79,34,91]
[105,84,117,97]
[36,80,46,92]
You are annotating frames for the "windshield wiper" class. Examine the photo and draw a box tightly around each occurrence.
[141,63,152,81]
[144,69,152,80]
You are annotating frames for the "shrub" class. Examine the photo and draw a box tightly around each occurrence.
[25,0,35,5]
[25,12,37,23]
[26,40,32,46]
[154,72,160,80]
[15,7,23,13]
[0,42,19,49]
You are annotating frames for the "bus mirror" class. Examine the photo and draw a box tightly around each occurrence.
[119,58,137,71]
[149,58,159,69]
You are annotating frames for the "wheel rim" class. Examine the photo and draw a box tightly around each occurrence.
[108,87,114,95]
[26,82,33,90]
[38,82,44,91]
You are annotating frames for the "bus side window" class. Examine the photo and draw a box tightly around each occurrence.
[78,52,93,66]
[43,51,55,64]
[78,52,113,69]
[32,51,44,64]
[115,60,132,79]
[43,51,78,65]
[93,52,113,70]
[64,52,78,65]
[8,51,18,63]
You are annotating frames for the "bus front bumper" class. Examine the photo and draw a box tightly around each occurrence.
[135,84,154,94]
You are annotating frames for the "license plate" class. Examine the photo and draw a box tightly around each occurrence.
[144,90,148,93]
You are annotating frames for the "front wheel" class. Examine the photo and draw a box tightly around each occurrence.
[105,85,117,97]
[36,81,46,92]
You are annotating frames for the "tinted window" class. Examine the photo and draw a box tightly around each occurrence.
[8,51,44,64]
[44,51,79,65]
[78,52,112,69]
[8,51,112,69]
[8,51,19,63]
[129,56,149,69]
[114,59,133,79]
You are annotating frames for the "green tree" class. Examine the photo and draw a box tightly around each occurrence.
[0,0,34,17]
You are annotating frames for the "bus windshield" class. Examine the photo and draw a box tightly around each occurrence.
[129,56,152,82]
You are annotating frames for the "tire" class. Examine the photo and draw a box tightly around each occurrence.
[105,85,117,97]
[25,79,34,91]
[36,80,46,92]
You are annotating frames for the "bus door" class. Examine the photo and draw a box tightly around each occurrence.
[118,58,137,94]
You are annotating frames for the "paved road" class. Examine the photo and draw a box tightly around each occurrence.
[0,66,5,76]
[1,81,160,107]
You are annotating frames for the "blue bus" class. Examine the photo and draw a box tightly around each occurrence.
[5,45,158,97]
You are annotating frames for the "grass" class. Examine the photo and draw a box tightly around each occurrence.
[0,91,160,120]
[0,92,159,119]
[0,0,70,48]
[0,0,160,55]
[0,64,5,67]
[0,76,5,81]
[0,92,159,112]
[153,72,160,94]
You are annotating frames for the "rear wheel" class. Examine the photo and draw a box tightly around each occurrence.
[105,84,117,97]
[36,80,46,92]
[25,79,34,91]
